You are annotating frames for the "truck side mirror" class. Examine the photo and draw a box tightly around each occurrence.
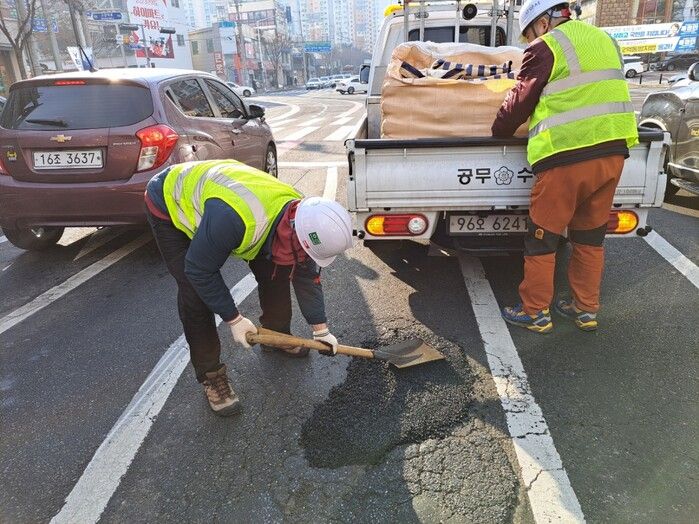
[360,64,370,84]
[689,62,699,82]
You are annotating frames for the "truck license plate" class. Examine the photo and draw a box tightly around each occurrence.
[33,150,103,170]
[449,214,528,235]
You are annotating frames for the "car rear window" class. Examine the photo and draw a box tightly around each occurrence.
[0,83,154,130]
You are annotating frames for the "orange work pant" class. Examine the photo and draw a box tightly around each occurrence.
[519,155,625,315]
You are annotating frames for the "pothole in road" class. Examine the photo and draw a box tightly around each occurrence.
[299,318,474,468]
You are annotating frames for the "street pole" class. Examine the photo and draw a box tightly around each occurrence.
[40,0,63,71]
[68,1,86,48]
[140,26,151,67]
[15,0,42,76]
[256,26,266,90]
[111,0,128,68]
[233,0,249,84]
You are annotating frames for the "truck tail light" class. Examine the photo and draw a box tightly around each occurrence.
[135,124,179,172]
[365,214,428,236]
[607,210,638,234]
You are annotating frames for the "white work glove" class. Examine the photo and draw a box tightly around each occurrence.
[228,315,257,349]
[313,328,338,356]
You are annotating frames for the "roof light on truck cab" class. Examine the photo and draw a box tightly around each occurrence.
[607,210,638,234]
[366,214,428,236]
[135,124,179,172]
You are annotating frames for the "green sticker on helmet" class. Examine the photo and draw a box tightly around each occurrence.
[309,232,321,245]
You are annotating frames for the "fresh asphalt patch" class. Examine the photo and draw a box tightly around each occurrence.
[300,320,474,468]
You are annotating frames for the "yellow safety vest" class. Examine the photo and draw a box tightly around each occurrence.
[162,160,302,261]
[528,20,639,167]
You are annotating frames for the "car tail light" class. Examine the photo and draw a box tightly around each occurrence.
[135,124,179,172]
[607,210,638,234]
[0,157,9,176]
[365,214,428,236]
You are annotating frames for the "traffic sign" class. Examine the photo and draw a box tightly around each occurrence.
[304,41,331,53]
[32,18,58,33]
[86,11,123,21]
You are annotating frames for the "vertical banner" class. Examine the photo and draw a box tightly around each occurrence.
[214,52,226,77]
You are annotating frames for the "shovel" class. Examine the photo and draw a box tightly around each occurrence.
[247,327,444,369]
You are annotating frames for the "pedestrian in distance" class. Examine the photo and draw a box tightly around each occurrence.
[492,0,638,333]
[144,159,354,416]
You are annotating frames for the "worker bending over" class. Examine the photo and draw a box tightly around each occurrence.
[492,0,638,333]
[145,159,353,416]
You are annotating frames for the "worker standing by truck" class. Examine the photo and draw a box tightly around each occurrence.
[144,159,354,416]
[492,1,638,333]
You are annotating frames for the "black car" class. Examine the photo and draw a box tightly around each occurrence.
[657,53,699,71]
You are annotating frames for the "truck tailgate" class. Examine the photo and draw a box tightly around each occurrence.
[348,130,668,212]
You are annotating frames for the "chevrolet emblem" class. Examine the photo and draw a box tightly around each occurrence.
[50,134,72,143]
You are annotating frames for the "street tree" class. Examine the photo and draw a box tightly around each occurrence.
[0,0,39,78]
[263,32,292,88]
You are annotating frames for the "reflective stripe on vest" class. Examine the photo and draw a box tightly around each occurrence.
[529,101,635,137]
[526,21,639,167]
[163,160,302,261]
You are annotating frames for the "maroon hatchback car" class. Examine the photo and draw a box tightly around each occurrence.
[0,68,277,250]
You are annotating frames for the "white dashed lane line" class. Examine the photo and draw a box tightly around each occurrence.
[0,233,152,337]
[644,230,699,289]
[459,254,585,523]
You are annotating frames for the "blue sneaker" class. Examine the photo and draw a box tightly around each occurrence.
[555,298,598,331]
[501,304,553,334]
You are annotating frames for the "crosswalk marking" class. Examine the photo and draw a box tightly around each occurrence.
[278,126,319,141]
[324,125,355,141]
[332,116,353,126]
[302,117,326,126]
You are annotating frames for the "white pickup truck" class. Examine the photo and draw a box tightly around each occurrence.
[347,1,668,254]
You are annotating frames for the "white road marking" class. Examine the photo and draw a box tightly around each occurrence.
[331,116,353,126]
[458,254,585,524]
[58,227,98,247]
[0,235,7,244]
[73,228,128,262]
[50,274,259,524]
[0,233,151,337]
[644,230,699,289]
[51,171,340,524]
[278,126,319,141]
[266,103,300,123]
[324,125,354,142]
[301,117,326,126]
[323,167,338,200]
[337,101,364,118]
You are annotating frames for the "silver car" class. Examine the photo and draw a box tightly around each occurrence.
[640,62,699,197]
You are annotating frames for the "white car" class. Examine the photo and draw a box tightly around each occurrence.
[623,56,645,78]
[336,76,368,95]
[319,76,332,88]
[305,77,321,90]
[226,82,255,97]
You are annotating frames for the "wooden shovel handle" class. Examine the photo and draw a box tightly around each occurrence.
[247,328,375,359]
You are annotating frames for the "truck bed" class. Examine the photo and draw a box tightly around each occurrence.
[349,124,667,212]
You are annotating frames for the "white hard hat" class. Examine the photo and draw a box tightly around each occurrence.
[294,197,353,267]
[520,0,570,35]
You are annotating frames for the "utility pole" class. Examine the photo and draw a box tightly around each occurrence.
[40,0,63,71]
[15,0,42,76]
[67,0,87,48]
[140,26,151,67]
[112,0,128,68]
[233,0,249,84]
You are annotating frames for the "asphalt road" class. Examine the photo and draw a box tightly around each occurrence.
[0,89,697,523]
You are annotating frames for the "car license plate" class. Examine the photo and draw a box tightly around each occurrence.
[449,214,528,235]
[33,150,103,169]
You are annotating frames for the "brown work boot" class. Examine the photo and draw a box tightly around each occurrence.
[202,365,241,417]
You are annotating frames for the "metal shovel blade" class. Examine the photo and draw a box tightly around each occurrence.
[373,339,445,369]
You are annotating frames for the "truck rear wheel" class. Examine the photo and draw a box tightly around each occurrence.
[3,226,64,251]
